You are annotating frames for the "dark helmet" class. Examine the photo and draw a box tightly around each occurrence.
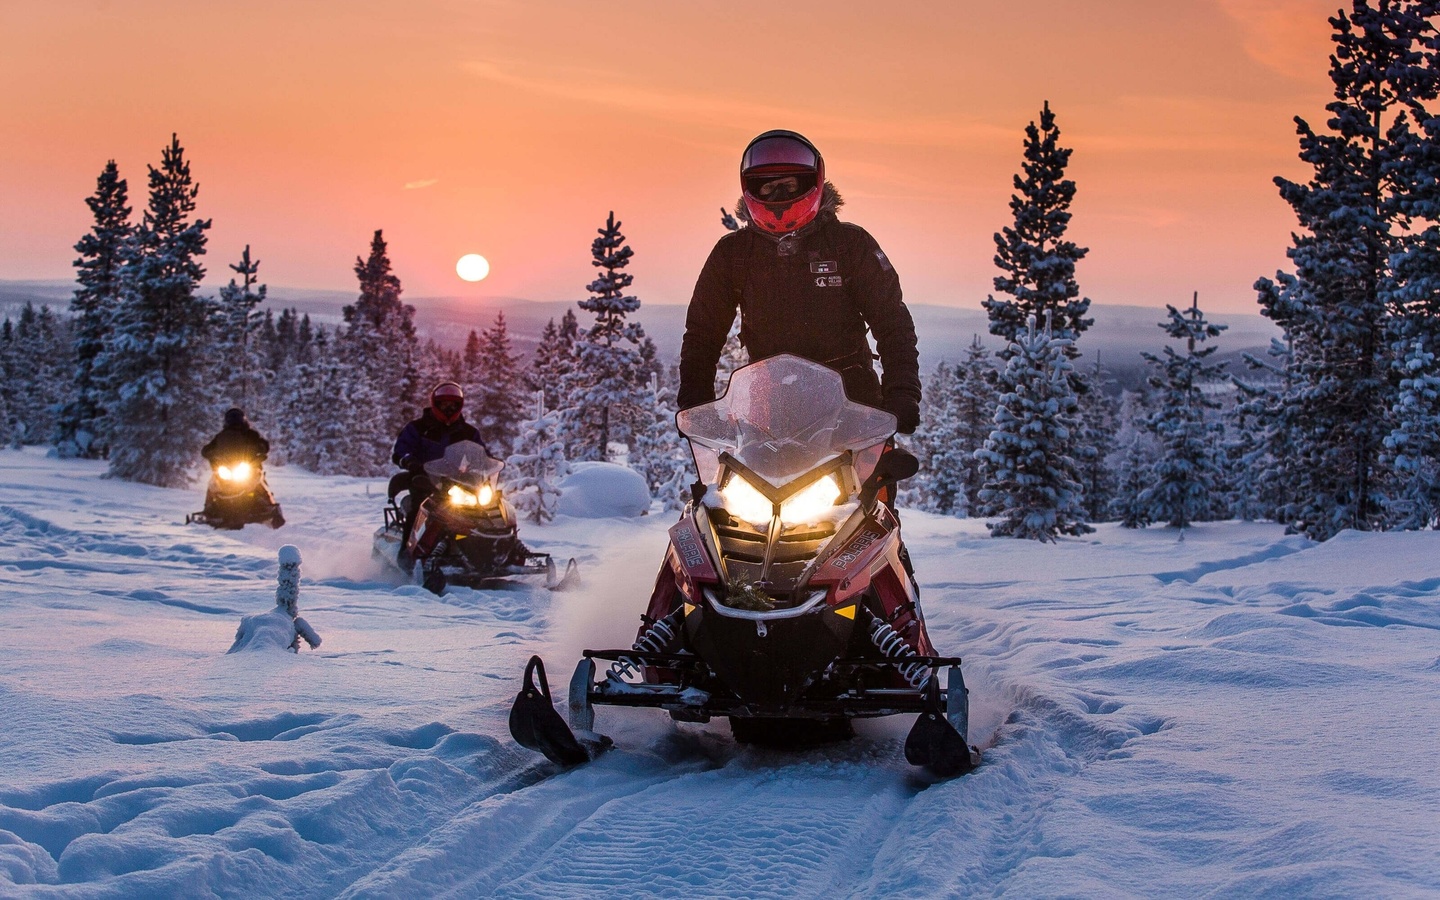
[740,130,825,236]
[430,382,464,425]
[223,407,247,429]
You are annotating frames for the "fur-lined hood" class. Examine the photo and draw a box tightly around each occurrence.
[732,181,844,230]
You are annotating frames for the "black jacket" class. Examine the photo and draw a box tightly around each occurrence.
[202,424,269,464]
[392,408,485,470]
[676,187,921,430]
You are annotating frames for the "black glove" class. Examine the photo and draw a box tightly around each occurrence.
[885,396,921,434]
[398,454,415,470]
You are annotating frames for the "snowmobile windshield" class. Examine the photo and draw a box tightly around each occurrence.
[423,440,503,490]
[678,354,897,486]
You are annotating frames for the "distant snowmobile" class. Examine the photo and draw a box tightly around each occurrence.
[372,440,576,594]
[186,457,284,530]
[509,354,980,777]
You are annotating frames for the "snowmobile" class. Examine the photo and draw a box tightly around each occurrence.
[508,354,980,777]
[186,457,284,529]
[372,440,577,594]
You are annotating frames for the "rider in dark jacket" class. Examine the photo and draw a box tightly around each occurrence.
[392,382,486,472]
[203,407,270,464]
[391,382,486,556]
[676,130,921,434]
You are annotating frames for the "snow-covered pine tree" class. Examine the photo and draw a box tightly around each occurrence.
[279,328,367,475]
[0,306,72,447]
[975,314,1093,540]
[504,390,570,524]
[101,135,215,487]
[1384,335,1440,527]
[1227,337,1295,521]
[713,314,750,400]
[1138,294,1228,529]
[562,211,655,461]
[526,309,578,414]
[466,312,526,455]
[339,230,419,474]
[632,372,690,512]
[214,246,270,419]
[1255,0,1440,539]
[59,160,132,458]
[1077,353,1120,522]
[903,362,969,516]
[983,102,1094,362]
[953,335,1000,513]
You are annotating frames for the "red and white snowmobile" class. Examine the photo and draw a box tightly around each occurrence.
[509,354,979,777]
[372,441,577,594]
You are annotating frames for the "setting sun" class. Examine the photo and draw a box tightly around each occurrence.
[456,253,490,282]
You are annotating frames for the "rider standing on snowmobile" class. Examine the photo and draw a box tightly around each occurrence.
[391,382,487,552]
[676,129,922,434]
[203,407,270,465]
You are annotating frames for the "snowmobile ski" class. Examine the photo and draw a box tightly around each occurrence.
[508,655,611,767]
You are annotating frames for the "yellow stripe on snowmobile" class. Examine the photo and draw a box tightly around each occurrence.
[833,605,856,620]
[684,603,697,617]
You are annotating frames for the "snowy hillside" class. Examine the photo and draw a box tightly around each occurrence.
[1,446,1437,897]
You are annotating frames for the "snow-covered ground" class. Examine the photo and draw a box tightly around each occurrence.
[2,446,1438,898]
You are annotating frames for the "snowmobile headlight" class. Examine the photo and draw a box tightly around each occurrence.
[447,485,479,507]
[217,461,253,483]
[476,483,495,507]
[720,473,842,528]
[720,474,774,527]
[779,475,842,525]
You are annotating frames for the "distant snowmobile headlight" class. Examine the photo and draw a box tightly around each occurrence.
[476,483,496,507]
[217,461,253,483]
[779,475,842,525]
[447,485,480,507]
[720,474,774,527]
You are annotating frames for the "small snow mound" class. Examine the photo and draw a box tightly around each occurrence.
[278,544,302,566]
[558,462,651,518]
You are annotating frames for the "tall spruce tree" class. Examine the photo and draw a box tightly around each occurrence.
[101,135,215,487]
[527,309,578,413]
[563,212,654,461]
[467,312,526,454]
[975,315,1092,540]
[341,230,418,474]
[60,160,132,458]
[1139,295,1228,529]
[983,102,1093,361]
[1255,0,1440,539]
[215,246,269,416]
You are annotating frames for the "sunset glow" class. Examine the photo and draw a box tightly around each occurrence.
[0,1,1343,313]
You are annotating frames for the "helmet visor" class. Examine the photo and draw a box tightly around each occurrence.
[742,135,819,172]
[434,397,463,418]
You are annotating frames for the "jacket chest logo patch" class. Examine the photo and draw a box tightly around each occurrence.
[810,260,838,274]
[815,275,844,287]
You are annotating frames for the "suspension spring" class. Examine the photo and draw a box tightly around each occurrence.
[869,617,931,690]
[610,610,683,681]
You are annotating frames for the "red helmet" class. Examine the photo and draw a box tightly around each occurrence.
[740,130,825,236]
[430,382,464,425]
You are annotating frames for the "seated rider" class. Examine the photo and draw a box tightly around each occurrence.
[202,408,282,526]
[391,382,487,553]
[203,407,270,465]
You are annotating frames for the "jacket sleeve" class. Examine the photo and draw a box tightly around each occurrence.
[201,435,219,463]
[392,422,420,468]
[677,237,740,410]
[849,229,921,416]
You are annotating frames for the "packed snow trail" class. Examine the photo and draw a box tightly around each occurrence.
[2,448,1439,897]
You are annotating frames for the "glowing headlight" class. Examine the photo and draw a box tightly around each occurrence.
[720,475,773,526]
[720,473,842,527]
[447,484,496,507]
[780,475,842,525]
[217,461,253,482]
[447,485,478,506]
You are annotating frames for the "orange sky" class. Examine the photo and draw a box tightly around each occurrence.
[0,0,1341,314]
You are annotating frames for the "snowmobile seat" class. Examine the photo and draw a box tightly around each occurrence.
[388,471,414,503]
